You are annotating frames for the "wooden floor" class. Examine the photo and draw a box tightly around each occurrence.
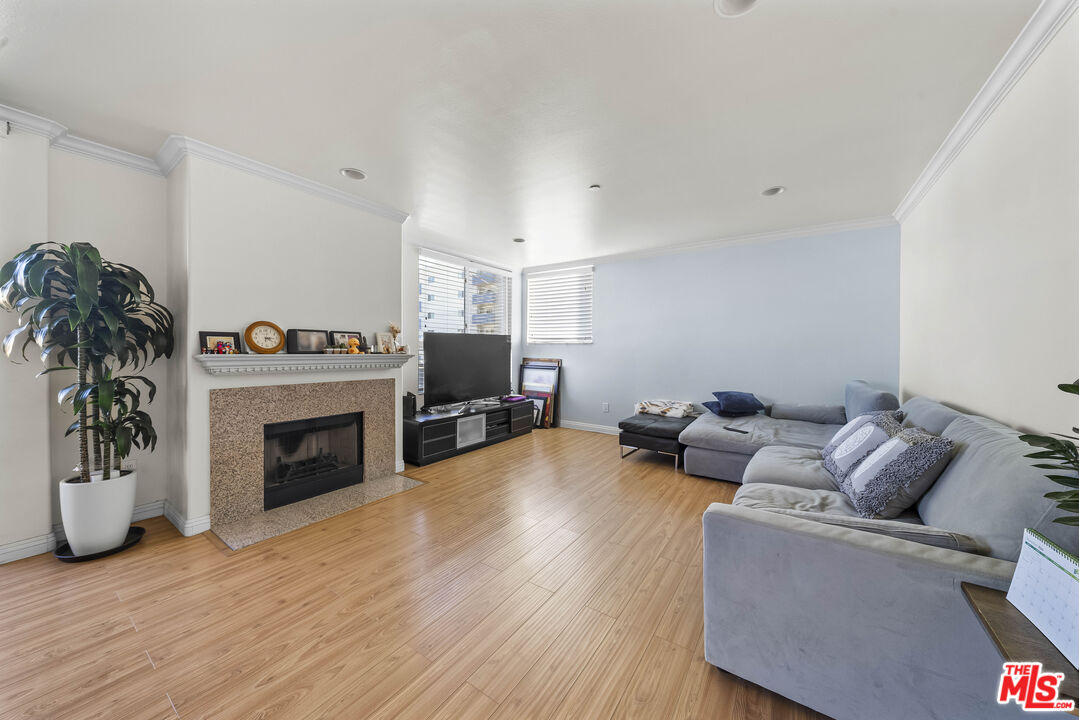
[0,428,828,720]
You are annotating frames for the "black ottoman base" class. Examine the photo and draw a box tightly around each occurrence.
[619,431,684,470]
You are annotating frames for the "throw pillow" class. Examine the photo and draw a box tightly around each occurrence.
[634,400,700,418]
[702,400,758,418]
[710,391,764,416]
[821,411,904,481]
[841,427,955,519]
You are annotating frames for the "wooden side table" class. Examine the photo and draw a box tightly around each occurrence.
[962,582,1079,716]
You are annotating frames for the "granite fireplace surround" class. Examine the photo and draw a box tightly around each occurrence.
[208,378,398,530]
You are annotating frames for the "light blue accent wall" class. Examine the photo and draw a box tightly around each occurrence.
[522,224,900,428]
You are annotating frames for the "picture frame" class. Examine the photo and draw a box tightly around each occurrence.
[521,357,562,427]
[375,332,394,354]
[329,331,362,347]
[530,396,548,428]
[199,331,243,354]
[286,329,330,354]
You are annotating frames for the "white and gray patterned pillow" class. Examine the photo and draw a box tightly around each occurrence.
[841,427,955,519]
[821,411,904,481]
[634,400,700,418]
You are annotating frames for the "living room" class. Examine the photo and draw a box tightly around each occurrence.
[1,1,1077,719]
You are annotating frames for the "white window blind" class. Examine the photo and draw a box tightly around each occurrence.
[526,265,593,344]
[418,250,511,392]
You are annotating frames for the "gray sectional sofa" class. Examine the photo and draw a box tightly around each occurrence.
[701,395,1079,720]
[680,381,899,482]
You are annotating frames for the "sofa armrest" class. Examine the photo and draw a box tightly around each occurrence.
[702,503,1023,720]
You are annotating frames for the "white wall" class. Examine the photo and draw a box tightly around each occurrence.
[523,224,901,428]
[0,129,53,556]
[900,13,1079,434]
[173,156,406,526]
[47,149,170,514]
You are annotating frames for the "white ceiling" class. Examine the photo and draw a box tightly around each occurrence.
[0,0,1037,266]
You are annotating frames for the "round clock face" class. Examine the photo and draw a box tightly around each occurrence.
[245,321,285,354]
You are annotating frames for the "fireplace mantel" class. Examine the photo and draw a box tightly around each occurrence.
[195,353,413,376]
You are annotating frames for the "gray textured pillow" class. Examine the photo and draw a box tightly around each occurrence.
[841,427,955,518]
[821,411,904,481]
[770,403,847,425]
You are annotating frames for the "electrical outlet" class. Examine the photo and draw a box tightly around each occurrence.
[602,402,609,413]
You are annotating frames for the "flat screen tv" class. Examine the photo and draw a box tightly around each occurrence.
[424,333,511,406]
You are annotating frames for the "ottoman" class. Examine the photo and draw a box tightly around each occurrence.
[617,413,696,470]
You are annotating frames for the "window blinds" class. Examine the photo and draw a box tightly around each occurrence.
[418,251,511,391]
[526,266,594,344]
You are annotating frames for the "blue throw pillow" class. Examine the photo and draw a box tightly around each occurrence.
[710,391,764,415]
[703,399,760,418]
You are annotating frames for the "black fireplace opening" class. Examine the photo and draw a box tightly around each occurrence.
[263,412,364,510]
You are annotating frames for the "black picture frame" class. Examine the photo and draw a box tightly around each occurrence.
[329,330,363,347]
[286,329,330,354]
[531,396,548,428]
[199,331,243,354]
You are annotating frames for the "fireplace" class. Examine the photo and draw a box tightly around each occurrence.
[263,412,364,510]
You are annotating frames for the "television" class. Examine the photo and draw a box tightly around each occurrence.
[424,333,511,406]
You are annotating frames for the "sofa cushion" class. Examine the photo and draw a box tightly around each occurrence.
[709,391,765,416]
[899,396,964,436]
[732,483,984,553]
[845,380,900,420]
[742,446,838,491]
[918,415,1079,561]
[769,403,847,425]
[617,413,695,439]
[678,411,841,455]
[841,427,955,519]
[821,412,904,481]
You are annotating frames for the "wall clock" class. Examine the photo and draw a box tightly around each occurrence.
[244,321,285,354]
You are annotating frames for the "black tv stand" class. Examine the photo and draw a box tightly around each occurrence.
[404,399,533,466]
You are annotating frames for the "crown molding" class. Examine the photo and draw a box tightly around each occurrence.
[51,134,163,176]
[0,103,66,139]
[522,215,897,274]
[0,102,163,176]
[156,135,409,224]
[894,0,1079,222]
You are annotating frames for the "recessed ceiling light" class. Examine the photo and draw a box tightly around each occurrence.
[339,167,366,180]
[761,185,785,197]
[588,184,601,191]
[714,0,759,17]
[512,238,526,243]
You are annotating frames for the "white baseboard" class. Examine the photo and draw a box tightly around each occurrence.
[559,420,621,435]
[164,499,212,537]
[396,460,405,473]
[0,531,57,565]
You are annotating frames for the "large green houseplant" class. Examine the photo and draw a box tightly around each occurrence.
[1,241,173,556]
[1020,380,1079,526]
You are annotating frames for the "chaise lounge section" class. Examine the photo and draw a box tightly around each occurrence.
[679,381,899,482]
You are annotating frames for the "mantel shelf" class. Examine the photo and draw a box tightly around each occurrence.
[195,353,413,376]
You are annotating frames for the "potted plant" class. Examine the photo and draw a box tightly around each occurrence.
[0,242,173,556]
[1020,379,1079,526]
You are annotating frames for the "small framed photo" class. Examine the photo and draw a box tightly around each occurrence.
[286,329,330,354]
[375,332,394,354]
[199,331,243,354]
[330,331,362,346]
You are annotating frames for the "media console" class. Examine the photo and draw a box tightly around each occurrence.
[403,400,533,466]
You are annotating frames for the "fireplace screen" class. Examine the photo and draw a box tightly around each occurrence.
[263,412,364,510]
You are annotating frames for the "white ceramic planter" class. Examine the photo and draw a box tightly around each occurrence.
[59,470,137,556]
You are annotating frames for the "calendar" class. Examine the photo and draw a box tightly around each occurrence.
[1007,528,1079,669]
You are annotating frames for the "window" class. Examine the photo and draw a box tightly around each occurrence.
[418,250,512,392]
[526,265,593,344]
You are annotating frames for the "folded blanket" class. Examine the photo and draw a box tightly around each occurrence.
[635,400,700,418]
